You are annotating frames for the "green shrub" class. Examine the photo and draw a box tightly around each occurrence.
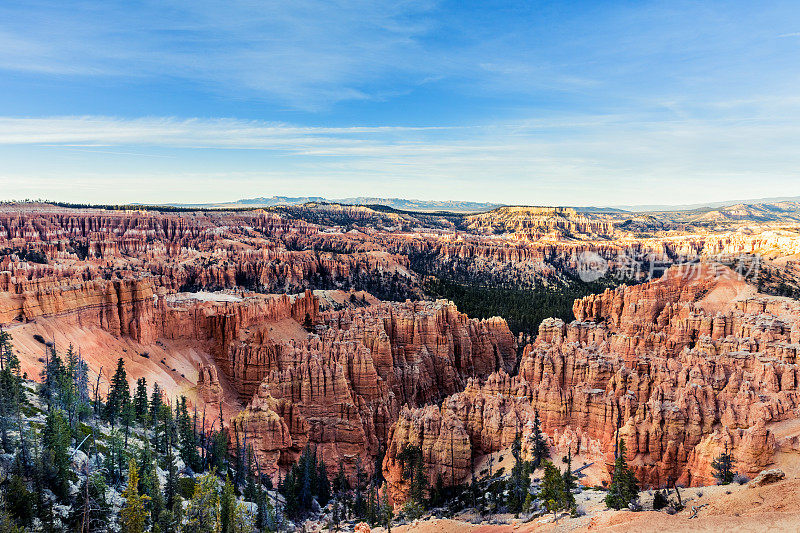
[177,477,196,500]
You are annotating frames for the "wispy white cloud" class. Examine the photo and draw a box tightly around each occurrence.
[1,111,799,206]
[0,116,457,149]
[0,1,447,109]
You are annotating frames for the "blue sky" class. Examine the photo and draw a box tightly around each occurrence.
[2,0,800,205]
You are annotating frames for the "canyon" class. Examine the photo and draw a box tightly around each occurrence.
[2,201,800,507]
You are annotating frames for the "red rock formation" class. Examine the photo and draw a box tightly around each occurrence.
[5,205,800,492]
[384,264,800,498]
[233,299,516,482]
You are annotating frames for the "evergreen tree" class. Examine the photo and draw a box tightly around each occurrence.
[176,396,201,471]
[5,474,34,527]
[137,443,163,531]
[411,454,427,505]
[105,357,130,426]
[334,461,350,494]
[540,461,565,520]
[220,474,236,533]
[0,330,23,453]
[652,490,668,510]
[380,483,394,533]
[397,444,426,506]
[531,411,549,469]
[303,312,314,332]
[562,452,577,515]
[148,382,162,425]
[209,428,229,472]
[231,501,256,533]
[61,344,79,426]
[367,482,378,525]
[605,439,639,510]
[133,377,149,424]
[329,498,342,532]
[259,492,278,532]
[121,459,150,533]
[163,430,179,512]
[122,400,136,447]
[105,429,127,485]
[317,458,331,507]
[185,470,221,533]
[39,345,65,410]
[507,432,530,514]
[282,469,299,519]
[41,408,72,499]
[74,349,91,420]
[711,443,735,485]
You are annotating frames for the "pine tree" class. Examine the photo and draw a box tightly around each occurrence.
[303,312,314,332]
[105,429,127,485]
[317,458,332,507]
[562,452,577,515]
[531,411,549,469]
[652,489,668,510]
[0,329,23,453]
[231,501,256,533]
[6,474,34,527]
[105,357,130,426]
[367,482,378,525]
[220,474,236,533]
[334,461,350,495]
[138,442,163,531]
[121,459,150,533]
[397,444,426,506]
[176,396,201,471]
[711,443,735,485]
[61,344,79,427]
[380,483,393,533]
[209,428,229,472]
[122,400,136,447]
[540,461,565,520]
[148,382,162,425]
[41,408,72,499]
[74,349,91,420]
[163,430,179,511]
[508,432,530,514]
[330,498,341,532]
[605,439,639,510]
[283,469,299,519]
[185,470,221,532]
[133,377,149,424]
[39,345,65,410]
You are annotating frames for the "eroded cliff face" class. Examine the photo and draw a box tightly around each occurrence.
[0,275,158,342]
[4,205,800,495]
[5,206,800,298]
[231,300,517,481]
[384,264,800,499]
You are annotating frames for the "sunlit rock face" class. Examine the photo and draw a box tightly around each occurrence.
[232,299,516,482]
[384,265,800,500]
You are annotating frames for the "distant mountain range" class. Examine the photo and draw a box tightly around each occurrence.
[611,195,800,213]
[172,194,800,215]
[175,196,503,213]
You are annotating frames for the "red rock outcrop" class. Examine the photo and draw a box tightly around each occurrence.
[233,299,516,482]
[384,264,800,498]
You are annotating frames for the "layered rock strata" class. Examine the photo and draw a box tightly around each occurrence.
[384,264,800,499]
[231,300,516,481]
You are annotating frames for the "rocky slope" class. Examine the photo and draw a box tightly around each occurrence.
[232,299,516,481]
